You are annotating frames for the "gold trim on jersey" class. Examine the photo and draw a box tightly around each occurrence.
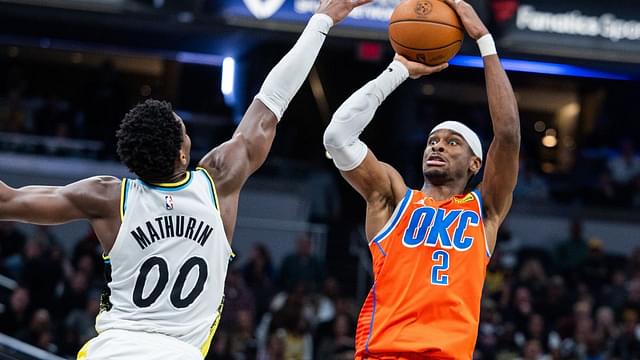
[77,340,90,360]
[200,298,225,356]
[149,171,191,187]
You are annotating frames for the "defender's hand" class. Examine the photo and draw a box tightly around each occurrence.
[317,0,373,25]
[444,0,489,40]
[394,54,448,79]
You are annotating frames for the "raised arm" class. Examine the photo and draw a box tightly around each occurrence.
[198,0,371,240]
[199,0,372,193]
[323,57,447,240]
[446,0,520,229]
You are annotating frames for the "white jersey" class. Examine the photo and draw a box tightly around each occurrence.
[95,167,232,356]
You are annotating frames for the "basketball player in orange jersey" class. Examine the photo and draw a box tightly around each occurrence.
[0,1,370,359]
[323,1,519,359]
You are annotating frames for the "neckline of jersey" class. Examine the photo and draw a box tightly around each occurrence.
[139,171,192,190]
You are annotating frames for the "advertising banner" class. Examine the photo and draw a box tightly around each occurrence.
[494,0,640,62]
[216,0,402,30]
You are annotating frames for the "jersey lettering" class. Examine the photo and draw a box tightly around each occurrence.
[402,207,480,250]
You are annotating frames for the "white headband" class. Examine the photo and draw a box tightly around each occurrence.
[430,121,483,161]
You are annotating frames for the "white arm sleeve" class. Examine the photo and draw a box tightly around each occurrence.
[255,14,333,121]
[323,60,409,171]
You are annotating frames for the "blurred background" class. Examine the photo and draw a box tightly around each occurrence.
[0,0,640,359]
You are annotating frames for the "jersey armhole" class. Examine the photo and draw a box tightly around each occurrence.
[196,167,219,210]
[369,188,412,246]
[471,189,491,258]
[120,178,130,221]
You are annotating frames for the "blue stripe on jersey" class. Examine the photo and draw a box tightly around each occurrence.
[123,179,130,215]
[371,189,412,243]
[374,242,387,257]
[365,282,377,353]
[199,169,219,210]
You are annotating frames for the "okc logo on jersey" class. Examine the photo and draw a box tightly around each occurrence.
[402,207,480,251]
[165,195,174,210]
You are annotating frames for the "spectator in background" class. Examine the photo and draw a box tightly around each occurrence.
[582,238,609,293]
[608,139,640,205]
[623,279,640,316]
[258,329,287,360]
[269,287,314,360]
[221,267,255,329]
[17,308,57,353]
[55,271,90,322]
[522,339,550,360]
[514,158,549,202]
[228,309,257,359]
[243,244,276,320]
[538,276,572,330]
[60,291,100,357]
[315,313,355,360]
[19,229,65,311]
[0,222,26,261]
[0,287,31,336]
[603,269,629,312]
[554,219,588,274]
[278,234,325,293]
[611,309,640,360]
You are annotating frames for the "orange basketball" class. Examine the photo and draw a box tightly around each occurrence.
[389,0,464,66]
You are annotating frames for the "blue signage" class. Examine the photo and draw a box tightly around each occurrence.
[217,0,402,30]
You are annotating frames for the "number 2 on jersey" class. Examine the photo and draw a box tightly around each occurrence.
[431,250,449,286]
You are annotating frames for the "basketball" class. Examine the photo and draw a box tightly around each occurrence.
[389,0,464,66]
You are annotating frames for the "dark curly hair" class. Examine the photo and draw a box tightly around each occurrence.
[116,99,183,181]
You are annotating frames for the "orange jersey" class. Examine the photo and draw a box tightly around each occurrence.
[355,189,491,360]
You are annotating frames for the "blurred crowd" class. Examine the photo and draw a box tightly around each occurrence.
[0,219,640,360]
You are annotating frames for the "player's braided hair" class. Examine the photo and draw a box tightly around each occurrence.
[116,99,183,181]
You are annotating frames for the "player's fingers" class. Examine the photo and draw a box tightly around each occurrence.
[394,53,408,62]
[424,62,449,74]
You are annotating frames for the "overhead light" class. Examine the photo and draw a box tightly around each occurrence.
[221,57,236,105]
[449,55,631,80]
[542,135,558,148]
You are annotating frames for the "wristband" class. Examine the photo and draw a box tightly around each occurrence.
[477,33,497,57]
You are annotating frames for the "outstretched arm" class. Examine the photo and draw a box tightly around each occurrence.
[323,56,447,240]
[446,0,520,238]
[198,0,371,240]
[0,177,119,225]
[198,0,372,195]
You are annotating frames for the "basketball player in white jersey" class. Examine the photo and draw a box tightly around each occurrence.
[0,1,370,359]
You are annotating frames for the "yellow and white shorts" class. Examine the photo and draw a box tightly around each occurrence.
[77,329,203,360]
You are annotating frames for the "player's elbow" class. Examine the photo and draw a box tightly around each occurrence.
[323,115,352,150]
[495,118,521,145]
[323,122,341,150]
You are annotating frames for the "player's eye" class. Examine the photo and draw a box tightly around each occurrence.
[429,139,438,146]
[449,140,458,146]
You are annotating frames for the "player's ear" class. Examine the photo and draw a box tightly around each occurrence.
[469,156,481,174]
[179,149,188,166]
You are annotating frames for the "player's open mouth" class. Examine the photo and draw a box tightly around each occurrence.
[427,154,447,166]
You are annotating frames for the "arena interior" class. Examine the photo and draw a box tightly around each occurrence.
[0,0,640,359]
